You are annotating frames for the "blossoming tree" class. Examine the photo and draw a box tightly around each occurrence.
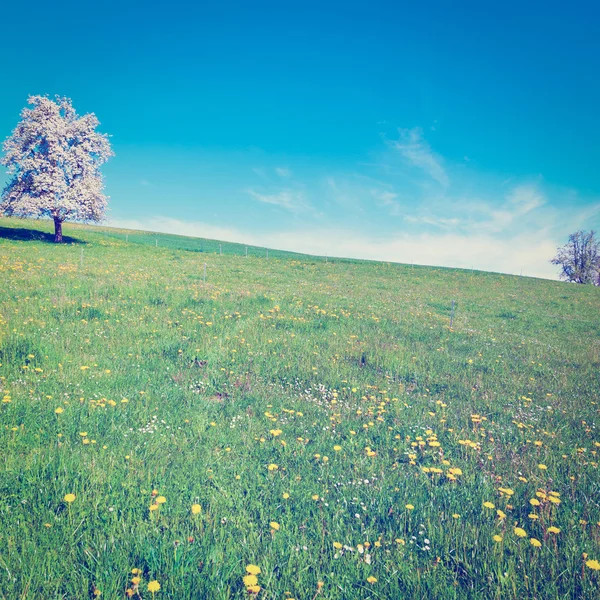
[1,95,113,242]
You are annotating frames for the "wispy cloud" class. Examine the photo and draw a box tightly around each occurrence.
[247,189,311,214]
[371,189,401,216]
[140,179,152,186]
[404,215,461,228]
[391,127,449,187]
[275,167,292,178]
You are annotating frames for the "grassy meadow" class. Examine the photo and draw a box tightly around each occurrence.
[1,216,599,599]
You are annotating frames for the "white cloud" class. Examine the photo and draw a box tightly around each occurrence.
[392,127,449,187]
[247,189,311,213]
[404,215,461,228]
[275,167,292,178]
[371,189,401,216]
[507,183,545,214]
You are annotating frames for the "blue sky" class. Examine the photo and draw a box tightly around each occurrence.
[1,0,599,278]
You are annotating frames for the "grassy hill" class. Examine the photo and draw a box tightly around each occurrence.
[1,217,599,599]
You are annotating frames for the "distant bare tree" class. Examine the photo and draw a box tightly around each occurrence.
[551,230,600,284]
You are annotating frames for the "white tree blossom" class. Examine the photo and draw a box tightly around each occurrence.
[551,230,600,285]
[1,95,113,242]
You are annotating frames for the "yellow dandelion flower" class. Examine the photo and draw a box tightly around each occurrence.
[55,407,64,414]
[247,585,261,593]
[547,526,561,534]
[497,510,506,520]
[270,521,280,531]
[147,580,160,593]
[156,496,166,504]
[191,504,201,515]
[514,527,527,538]
[530,499,540,506]
[312,494,320,500]
[245,565,261,575]
[243,574,258,586]
[483,502,495,509]
[282,492,290,499]
[366,576,377,583]
[267,463,278,471]
[333,542,343,549]
[548,496,561,505]
[585,559,600,570]
[63,493,76,503]
[493,535,503,542]
[530,538,542,547]
[538,464,547,470]
[333,445,342,452]
[452,513,460,519]
[405,504,414,510]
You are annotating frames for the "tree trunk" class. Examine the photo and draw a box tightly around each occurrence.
[54,218,63,243]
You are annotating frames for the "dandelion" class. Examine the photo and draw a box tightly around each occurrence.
[405,504,414,510]
[246,565,261,575]
[333,542,342,549]
[156,496,166,504]
[514,527,527,538]
[270,521,280,531]
[493,535,503,542]
[333,445,342,452]
[547,526,560,534]
[312,494,320,500]
[530,498,541,506]
[191,504,201,515]
[55,407,64,414]
[538,464,548,470]
[586,559,600,570]
[64,493,76,503]
[267,463,278,471]
[483,502,495,509]
[496,510,506,520]
[243,574,258,586]
[452,513,460,519]
[147,580,160,596]
[282,492,290,499]
[366,576,377,583]
[530,538,542,547]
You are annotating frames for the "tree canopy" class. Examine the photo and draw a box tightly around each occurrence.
[551,230,600,285]
[1,95,113,242]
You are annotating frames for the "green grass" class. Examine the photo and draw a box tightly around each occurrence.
[1,216,599,599]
